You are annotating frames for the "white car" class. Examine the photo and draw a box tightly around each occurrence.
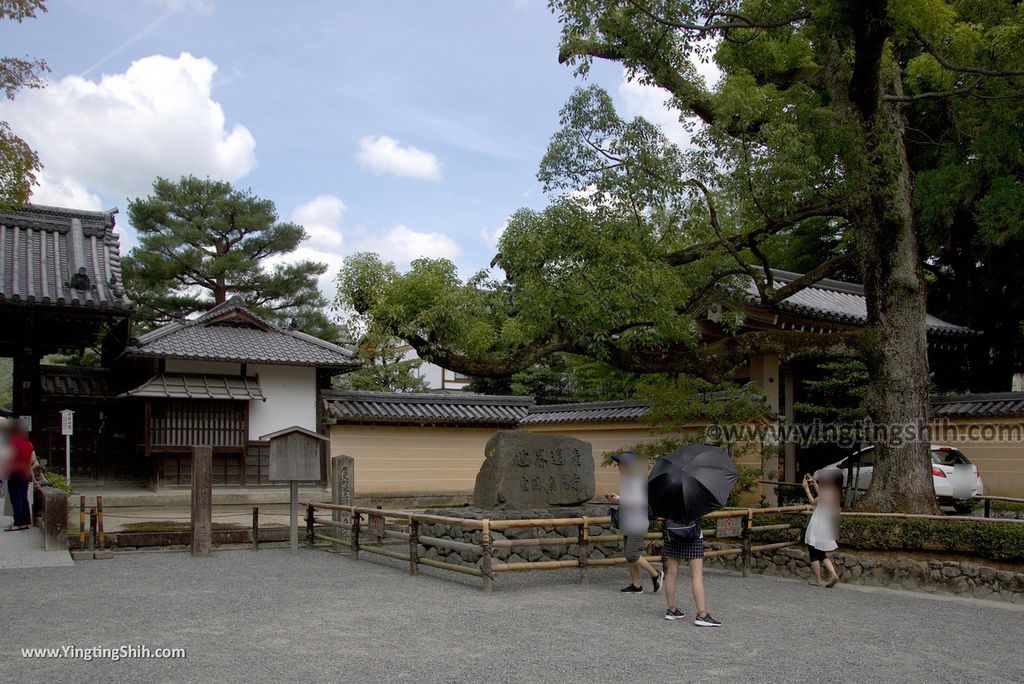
[815,445,984,513]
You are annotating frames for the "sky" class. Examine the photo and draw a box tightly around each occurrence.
[0,0,698,297]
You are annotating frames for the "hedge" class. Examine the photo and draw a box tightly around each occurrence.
[747,512,1024,562]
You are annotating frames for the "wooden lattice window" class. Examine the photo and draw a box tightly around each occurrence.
[149,400,246,449]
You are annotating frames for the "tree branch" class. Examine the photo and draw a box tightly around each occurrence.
[909,28,1024,77]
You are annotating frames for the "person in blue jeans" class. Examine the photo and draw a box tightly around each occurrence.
[2,420,37,531]
[606,451,663,594]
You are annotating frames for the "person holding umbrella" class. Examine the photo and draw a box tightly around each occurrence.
[648,444,738,627]
[605,451,663,594]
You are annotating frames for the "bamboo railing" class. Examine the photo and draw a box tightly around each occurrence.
[304,503,813,592]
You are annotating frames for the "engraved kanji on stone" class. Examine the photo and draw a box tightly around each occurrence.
[513,449,531,467]
[551,448,565,466]
[535,449,547,468]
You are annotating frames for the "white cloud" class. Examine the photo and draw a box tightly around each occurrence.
[30,171,103,212]
[291,194,346,251]
[277,196,463,299]
[479,218,510,250]
[354,224,461,268]
[617,76,692,149]
[356,135,442,182]
[0,52,256,207]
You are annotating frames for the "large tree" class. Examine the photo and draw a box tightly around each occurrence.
[339,1,1024,513]
[125,175,337,340]
[0,0,48,208]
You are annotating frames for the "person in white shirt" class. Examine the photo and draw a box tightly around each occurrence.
[605,451,663,594]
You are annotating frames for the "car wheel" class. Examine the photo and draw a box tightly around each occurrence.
[953,501,976,515]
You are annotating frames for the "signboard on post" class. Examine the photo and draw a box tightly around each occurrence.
[60,409,74,487]
[716,516,742,539]
[261,426,328,552]
[60,409,74,436]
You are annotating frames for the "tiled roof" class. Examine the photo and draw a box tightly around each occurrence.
[125,373,265,401]
[520,400,652,425]
[743,269,974,337]
[930,392,1024,419]
[129,297,358,369]
[40,365,115,399]
[0,204,129,310]
[323,390,533,426]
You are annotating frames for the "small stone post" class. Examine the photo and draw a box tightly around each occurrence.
[191,445,213,557]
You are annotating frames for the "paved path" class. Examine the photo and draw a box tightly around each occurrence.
[0,513,73,570]
[3,548,1022,683]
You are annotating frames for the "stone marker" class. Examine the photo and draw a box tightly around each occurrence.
[331,455,354,546]
[473,430,595,509]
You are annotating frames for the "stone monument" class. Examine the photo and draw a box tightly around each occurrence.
[473,430,595,508]
[331,455,355,545]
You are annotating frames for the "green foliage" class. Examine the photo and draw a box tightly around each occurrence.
[125,176,335,340]
[752,512,1024,562]
[41,470,71,494]
[0,1,48,208]
[334,329,429,393]
[838,517,1024,562]
[0,356,11,409]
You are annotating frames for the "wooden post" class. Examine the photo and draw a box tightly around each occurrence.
[351,511,361,560]
[252,506,259,551]
[306,504,315,548]
[481,518,493,594]
[96,496,105,550]
[289,480,299,553]
[78,495,86,547]
[578,518,590,586]
[89,508,96,551]
[741,510,752,578]
[409,517,420,576]
[191,445,213,557]
[984,498,991,519]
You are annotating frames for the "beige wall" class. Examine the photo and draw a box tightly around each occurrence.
[930,418,1024,497]
[331,421,763,503]
[330,424,498,496]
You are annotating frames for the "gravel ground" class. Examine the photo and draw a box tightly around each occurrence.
[4,547,1023,683]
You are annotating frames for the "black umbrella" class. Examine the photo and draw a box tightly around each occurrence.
[647,444,738,523]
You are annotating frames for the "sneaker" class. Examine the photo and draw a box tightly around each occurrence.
[652,570,664,593]
[694,613,721,627]
[664,608,685,621]
[620,583,644,593]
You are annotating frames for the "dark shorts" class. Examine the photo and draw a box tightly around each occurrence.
[623,534,646,562]
[807,544,828,562]
[662,533,704,560]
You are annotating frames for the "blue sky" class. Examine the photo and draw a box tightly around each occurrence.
[0,0,693,294]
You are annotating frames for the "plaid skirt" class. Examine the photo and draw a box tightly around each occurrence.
[662,533,704,560]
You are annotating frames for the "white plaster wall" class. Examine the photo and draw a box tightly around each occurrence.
[164,359,242,375]
[248,364,317,439]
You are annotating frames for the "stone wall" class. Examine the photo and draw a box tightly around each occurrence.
[706,544,1024,604]
[419,506,634,567]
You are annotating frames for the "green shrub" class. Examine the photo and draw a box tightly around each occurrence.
[838,517,1024,562]
[41,470,72,494]
[745,512,1024,562]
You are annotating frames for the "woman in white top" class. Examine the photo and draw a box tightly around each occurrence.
[803,471,841,587]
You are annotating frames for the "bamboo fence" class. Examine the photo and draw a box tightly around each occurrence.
[304,503,814,592]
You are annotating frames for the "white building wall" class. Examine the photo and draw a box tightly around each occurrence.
[399,347,470,392]
[247,364,318,439]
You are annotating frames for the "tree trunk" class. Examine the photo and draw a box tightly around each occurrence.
[851,94,938,514]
